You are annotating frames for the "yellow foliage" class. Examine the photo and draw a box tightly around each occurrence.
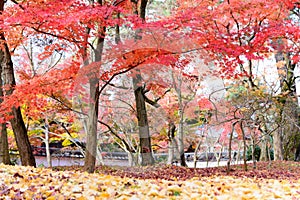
[0,164,299,199]
[62,139,72,147]
[276,60,286,69]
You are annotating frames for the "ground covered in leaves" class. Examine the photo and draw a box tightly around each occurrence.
[0,161,300,199]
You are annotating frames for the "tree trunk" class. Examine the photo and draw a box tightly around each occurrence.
[227,121,238,174]
[0,123,10,165]
[260,136,269,161]
[295,143,300,161]
[177,110,187,167]
[10,107,36,166]
[273,129,284,160]
[0,13,36,166]
[129,0,154,166]
[240,122,247,171]
[167,122,177,165]
[274,52,295,161]
[133,79,154,165]
[167,140,175,165]
[193,139,203,168]
[127,151,137,167]
[251,137,257,169]
[215,146,223,167]
[44,119,52,168]
[83,18,105,172]
[175,73,187,167]
[84,82,99,172]
[0,55,10,165]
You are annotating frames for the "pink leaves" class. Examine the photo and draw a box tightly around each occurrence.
[172,0,299,77]
[197,97,213,110]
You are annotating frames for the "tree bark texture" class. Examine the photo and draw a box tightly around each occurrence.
[133,80,154,165]
[167,122,178,165]
[273,128,284,160]
[174,73,187,167]
[0,3,36,166]
[83,27,104,172]
[0,123,10,165]
[44,119,52,168]
[295,143,300,161]
[0,52,10,164]
[1,51,36,166]
[84,78,99,173]
[259,135,269,161]
[177,107,187,167]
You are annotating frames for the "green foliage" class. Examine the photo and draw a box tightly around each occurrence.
[269,149,274,161]
[100,142,123,152]
[246,145,261,161]
[155,154,168,163]
[226,85,247,100]
[246,145,274,161]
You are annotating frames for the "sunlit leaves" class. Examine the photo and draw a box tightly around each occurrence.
[1,162,300,199]
[0,59,80,121]
[172,0,300,77]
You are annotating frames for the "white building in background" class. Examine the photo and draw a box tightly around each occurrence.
[253,55,300,107]
[194,54,282,104]
[193,59,226,101]
[212,54,291,97]
[294,63,300,106]
[252,55,281,95]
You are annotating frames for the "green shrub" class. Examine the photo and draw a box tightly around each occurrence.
[246,145,261,161]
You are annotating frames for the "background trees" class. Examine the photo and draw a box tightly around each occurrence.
[0,0,299,172]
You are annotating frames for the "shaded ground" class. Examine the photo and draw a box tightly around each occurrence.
[54,161,300,181]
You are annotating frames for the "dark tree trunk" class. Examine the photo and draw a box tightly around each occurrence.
[0,50,10,164]
[133,80,154,165]
[130,0,154,166]
[0,123,10,165]
[1,49,36,166]
[178,105,187,167]
[10,108,36,166]
[295,143,300,161]
[0,2,36,166]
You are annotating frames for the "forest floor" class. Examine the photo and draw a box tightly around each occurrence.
[0,161,300,199]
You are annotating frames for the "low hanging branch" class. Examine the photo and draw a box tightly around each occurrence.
[143,88,171,108]
[227,120,239,174]
[98,120,135,153]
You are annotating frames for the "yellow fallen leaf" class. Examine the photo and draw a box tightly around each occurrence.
[100,192,110,198]
[273,193,282,199]
[46,196,56,200]
[76,196,87,200]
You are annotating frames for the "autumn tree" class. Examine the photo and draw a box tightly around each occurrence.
[0,0,36,166]
[129,0,156,165]
[173,0,300,163]
[1,0,299,172]
[1,0,182,171]
[0,65,10,164]
[0,0,120,172]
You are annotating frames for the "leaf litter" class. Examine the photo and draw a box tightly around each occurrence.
[0,161,299,199]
